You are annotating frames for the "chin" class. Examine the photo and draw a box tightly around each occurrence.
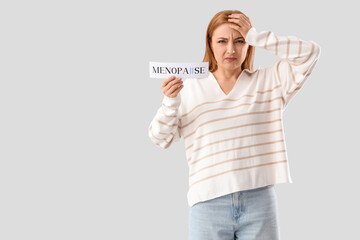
[221,64,241,71]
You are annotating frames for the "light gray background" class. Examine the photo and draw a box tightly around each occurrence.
[0,0,358,239]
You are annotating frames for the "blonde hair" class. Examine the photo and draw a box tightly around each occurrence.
[203,10,255,72]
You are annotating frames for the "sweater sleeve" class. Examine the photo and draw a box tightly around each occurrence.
[148,94,182,149]
[245,27,321,109]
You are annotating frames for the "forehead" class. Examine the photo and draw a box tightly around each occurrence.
[212,23,243,38]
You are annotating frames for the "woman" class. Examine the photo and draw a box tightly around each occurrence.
[148,10,321,240]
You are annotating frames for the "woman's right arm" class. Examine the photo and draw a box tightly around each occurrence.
[148,76,183,149]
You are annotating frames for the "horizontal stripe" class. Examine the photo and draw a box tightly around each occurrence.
[180,85,282,119]
[184,108,281,140]
[160,107,177,118]
[148,125,175,145]
[189,128,283,153]
[190,149,286,178]
[185,118,282,149]
[148,129,164,148]
[189,140,285,164]
[189,160,288,188]
[156,119,177,128]
[182,96,283,129]
[161,103,178,110]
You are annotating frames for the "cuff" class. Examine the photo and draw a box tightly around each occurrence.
[245,27,257,45]
[162,94,181,108]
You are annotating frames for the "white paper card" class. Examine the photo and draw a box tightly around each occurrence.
[149,62,209,79]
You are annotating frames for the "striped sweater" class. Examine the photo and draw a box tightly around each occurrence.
[148,27,321,207]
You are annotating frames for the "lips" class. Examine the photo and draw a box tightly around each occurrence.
[225,58,237,61]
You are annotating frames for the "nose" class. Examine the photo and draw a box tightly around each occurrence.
[227,42,235,54]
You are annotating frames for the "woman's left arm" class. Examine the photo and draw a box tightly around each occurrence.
[228,13,321,109]
[245,27,321,108]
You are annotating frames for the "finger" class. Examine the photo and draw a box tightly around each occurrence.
[229,18,252,31]
[228,18,247,26]
[228,23,242,33]
[228,16,248,25]
[228,13,243,19]
[164,77,182,92]
[163,77,181,91]
[240,14,252,26]
[242,14,250,21]
[240,14,252,25]
[229,13,248,19]
[161,76,176,88]
[229,14,250,25]
[169,84,184,97]
[167,82,183,96]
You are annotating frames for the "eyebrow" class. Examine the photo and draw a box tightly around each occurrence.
[217,37,244,40]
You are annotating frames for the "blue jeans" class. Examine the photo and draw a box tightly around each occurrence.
[188,185,280,240]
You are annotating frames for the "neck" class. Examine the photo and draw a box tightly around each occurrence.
[212,67,242,83]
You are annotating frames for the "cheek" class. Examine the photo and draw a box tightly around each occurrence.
[237,46,248,58]
[212,47,222,60]
[213,46,226,56]
[214,48,222,57]
[241,45,249,53]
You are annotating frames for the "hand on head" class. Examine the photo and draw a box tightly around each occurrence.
[227,13,253,39]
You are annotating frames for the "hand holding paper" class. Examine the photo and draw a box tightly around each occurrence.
[161,76,183,98]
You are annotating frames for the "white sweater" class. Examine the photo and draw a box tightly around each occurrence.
[148,27,321,207]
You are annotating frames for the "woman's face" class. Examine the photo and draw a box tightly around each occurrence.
[211,23,249,72]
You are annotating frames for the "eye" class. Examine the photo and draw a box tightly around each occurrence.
[218,40,226,43]
[237,40,244,43]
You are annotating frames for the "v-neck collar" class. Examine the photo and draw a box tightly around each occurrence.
[209,69,253,97]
